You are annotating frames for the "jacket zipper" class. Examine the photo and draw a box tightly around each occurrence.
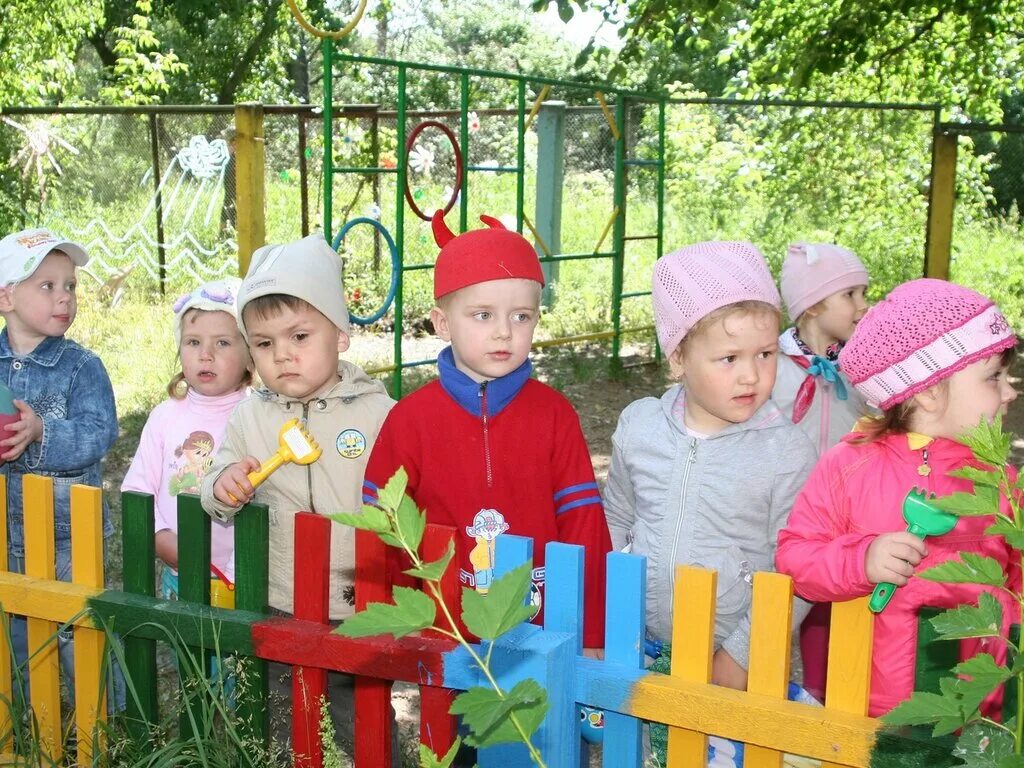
[302,401,315,513]
[668,438,698,590]
[480,382,493,488]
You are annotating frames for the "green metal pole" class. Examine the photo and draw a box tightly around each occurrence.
[460,72,470,232]
[322,37,334,241]
[655,100,666,359]
[393,64,407,397]
[516,79,526,232]
[610,95,627,374]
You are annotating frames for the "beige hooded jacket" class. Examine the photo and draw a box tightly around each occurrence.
[201,359,394,619]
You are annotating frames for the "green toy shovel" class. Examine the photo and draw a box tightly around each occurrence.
[868,489,958,613]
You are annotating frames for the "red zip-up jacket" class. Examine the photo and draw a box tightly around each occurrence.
[364,347,611,647]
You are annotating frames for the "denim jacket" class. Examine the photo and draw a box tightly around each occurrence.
[0,330,118,554]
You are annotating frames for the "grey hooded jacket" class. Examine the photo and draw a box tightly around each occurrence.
[604,384,816,668]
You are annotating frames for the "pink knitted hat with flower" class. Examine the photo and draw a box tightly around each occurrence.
[839,278,1016,409]
[781,242,869,320]
[652,241,781,354]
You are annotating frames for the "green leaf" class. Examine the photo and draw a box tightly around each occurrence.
[999,755,1024,768]
[954,720,1015,767]
[329,504,392,535]
[958,415,1011,469]
[334,586,435,639]
[952,653,1012,716]
[394,493,426,552]
[378,467,410,513]
[929,486,1001,517]
[418,737,461,768]
[462,563,537,641]
[986,518,1024,551]
[882,691,966,736]
[918,552,1007,589]
[929,593,1003,640]
[450,679,549,747]
[404,539,455,582]
[948,466,1003,489]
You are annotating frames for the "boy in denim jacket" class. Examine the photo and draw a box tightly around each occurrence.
[0,229,118,704]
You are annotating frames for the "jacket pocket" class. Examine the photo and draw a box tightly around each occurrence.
[51,473,88,540]
[697,545,754,630]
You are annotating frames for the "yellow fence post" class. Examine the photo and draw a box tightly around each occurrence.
[72,485,106,765]
[0,476,9,754]
[822,597,874,768]
[667,566,716,767]
[23,475,61,761]
[924,130,957,280]
[235,103,267,277]
[745,572,794,768]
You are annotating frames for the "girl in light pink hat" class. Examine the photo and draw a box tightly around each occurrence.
[778,278,1019,717]
[605,241,819,763]
[775,242,871,457]
[774,242,872,702]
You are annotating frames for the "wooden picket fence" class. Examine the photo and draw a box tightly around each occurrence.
[0,475,884,767]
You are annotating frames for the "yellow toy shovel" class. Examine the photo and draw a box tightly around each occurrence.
[229,419,322,502]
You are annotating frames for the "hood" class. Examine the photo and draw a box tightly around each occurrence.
[659,383,788,440]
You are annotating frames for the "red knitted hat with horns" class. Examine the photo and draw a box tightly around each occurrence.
[432,210,545,300]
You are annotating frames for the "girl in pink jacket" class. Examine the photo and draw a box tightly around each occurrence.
[777,278,1019,717]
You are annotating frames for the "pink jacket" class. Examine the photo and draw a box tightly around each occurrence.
[777,431,1019,717]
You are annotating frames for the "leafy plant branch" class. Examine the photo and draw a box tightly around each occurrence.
[330,467,549,768]
[883,414,1024,765]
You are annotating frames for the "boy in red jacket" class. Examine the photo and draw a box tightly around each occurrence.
[365,210,611,652]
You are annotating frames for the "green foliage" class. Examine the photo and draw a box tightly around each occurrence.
[331,468,550,766]
[419,738,462,768]
[336,586,437,639]
[99,0,187,105]
[450,679,549,747]
[462,563,537,641]
[929,594,1004,641]
[881,417,1024,764]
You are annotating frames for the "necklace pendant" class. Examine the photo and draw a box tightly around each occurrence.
[917,464,931,477]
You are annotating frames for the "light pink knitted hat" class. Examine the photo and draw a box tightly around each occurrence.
[652,241,781,354]
[781,242,869,320]
[839,278,1016,409]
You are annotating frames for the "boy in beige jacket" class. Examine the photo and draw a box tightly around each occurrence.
[200,234,394,754]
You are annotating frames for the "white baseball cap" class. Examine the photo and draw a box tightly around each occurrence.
[0,228,89,286]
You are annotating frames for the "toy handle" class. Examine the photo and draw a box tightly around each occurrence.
[869,581,897,613]
[247,451,287,490]
[227,452,287,504]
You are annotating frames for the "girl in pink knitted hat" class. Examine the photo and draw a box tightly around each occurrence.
[777,278,1019,717]
[605,241,819,761]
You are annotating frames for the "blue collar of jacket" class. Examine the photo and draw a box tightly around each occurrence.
[0,330,67,367]
[438,346,532,417]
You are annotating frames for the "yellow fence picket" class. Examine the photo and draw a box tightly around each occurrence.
[71,485,106,765]
[23,475,61,761]
[0,476,9,754]
[745,572,793,768]
[822,597,874,768]
[667,566,716,767]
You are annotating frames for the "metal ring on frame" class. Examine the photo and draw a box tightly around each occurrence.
[403,120,464,221]
[333,217,400,326]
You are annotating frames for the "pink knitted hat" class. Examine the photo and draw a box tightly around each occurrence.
[652,241,781,354]
[839,278,1016,409]
[781,243,869,320]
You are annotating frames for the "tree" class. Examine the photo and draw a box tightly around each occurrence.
[0,0,103,107]
[538,0,1024,121]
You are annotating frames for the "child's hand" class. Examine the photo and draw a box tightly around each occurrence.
[0,401,43,461]
[712,648,748,690]
[865,532,928,586]
[213,457,261,506]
